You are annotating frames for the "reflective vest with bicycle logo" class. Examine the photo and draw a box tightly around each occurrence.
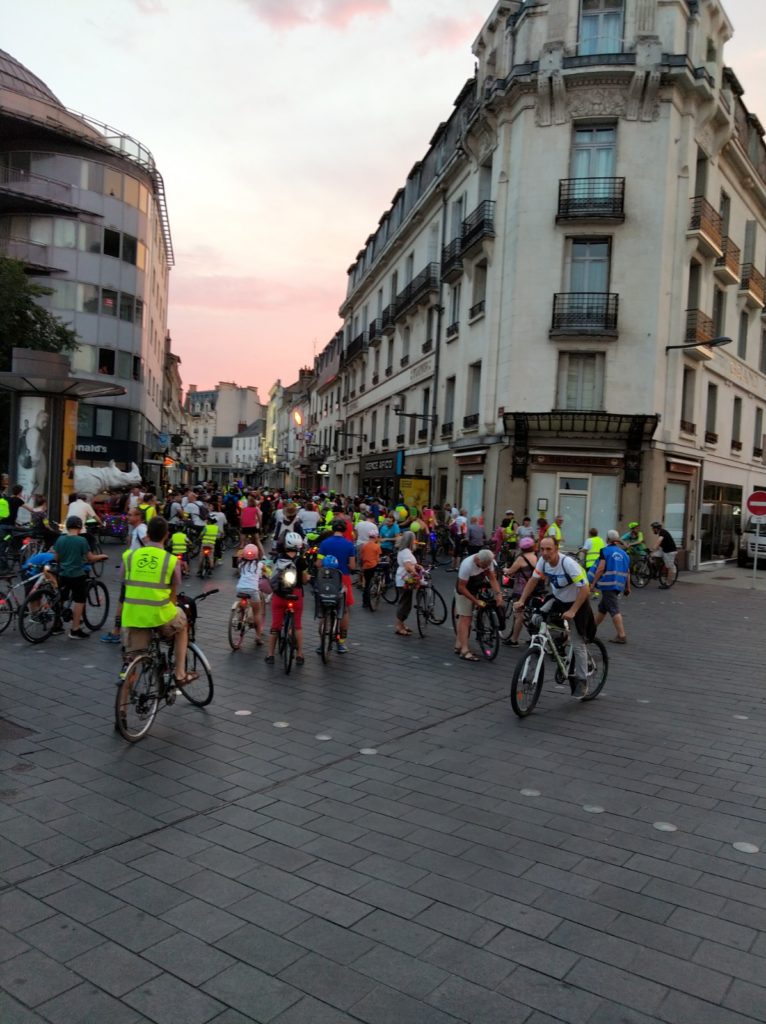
[121,547,178,628]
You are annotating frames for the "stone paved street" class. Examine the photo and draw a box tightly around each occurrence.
[1,562,765,1023]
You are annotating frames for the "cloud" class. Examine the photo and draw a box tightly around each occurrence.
[416,15,485,55]
[170,272,337,314]
[240,0,390,30]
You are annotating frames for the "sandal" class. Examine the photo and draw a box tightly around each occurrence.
[459,651,480,661]
[396,627,413,636]
[296,656,305,666]
[174,671,200,687]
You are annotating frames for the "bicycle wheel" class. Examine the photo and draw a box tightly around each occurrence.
[415,589,429,638]
[319,609,335,664]
[90,541,104,577]
[630,557,651,588]
[510,647,545,717]
[428,587,447,625]
[83,581,110,631]
[115,655,160,742]
[228,602,246,651]
[369,573,383,611]
[282,615,295,675]
[658,563,678,589]
[0,589,13,634]
[188,533,201,559]
[451,596,457,634]
[177,641,214,707]
[18,586,58,644]
[498,597,514,641]
[581,639,608,701]
[476,607,500,661]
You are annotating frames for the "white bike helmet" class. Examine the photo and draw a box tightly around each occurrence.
[283,531,303,551]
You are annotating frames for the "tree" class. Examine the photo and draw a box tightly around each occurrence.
[0,257,79,370]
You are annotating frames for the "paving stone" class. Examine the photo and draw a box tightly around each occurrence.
[0,890,56,932]
[68,940,162,996]
[285,917,375,966]
[37,981,145,1024]
[174,870,253,909]
[143,931,236,986]
[0,949,80,1008]
[271,995,361,1023]
[43,880,125,924]
[487,927,580,979]
[125,972,225,1024]
[353,910,441,956]
[421,934,515,989]
[278,952,378,1010]
[427,974,532,1023]
[291,886,373,927]
[351,879,432,920]
[114,874,191,915]
[203,961,302,1019]
[0,992,49,1023]
[496,965,602,1023]
[216,923,306,975]
[353,944,448,999]
[561,957,668,1017]
[0,928,31,963]
[161,898,244,942]
[349,983,463,1024]
[235,862,315,901]
[91,905,178,952]
[17,914,104,962]
[230,891,311,935]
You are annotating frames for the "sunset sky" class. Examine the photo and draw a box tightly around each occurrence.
[4,0,765,401]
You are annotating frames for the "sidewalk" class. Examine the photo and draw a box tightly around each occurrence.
[1,564,765,1023]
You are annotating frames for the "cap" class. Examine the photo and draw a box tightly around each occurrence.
[504,509,515,516]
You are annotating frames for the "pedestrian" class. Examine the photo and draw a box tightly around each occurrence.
[454,549,504,661]
[467,516,486,554]
[360,529,381,609]
[591,530,631,643]
[394,531,420,636]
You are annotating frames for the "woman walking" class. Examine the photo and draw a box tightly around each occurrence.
[394,531,420,636]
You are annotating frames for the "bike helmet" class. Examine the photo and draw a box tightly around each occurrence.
[519,537,535,551]
[322,554,339,569]
[651,521,662,528]
[283,531,303,551]
[628,521,639,529]
[242,544,259,560]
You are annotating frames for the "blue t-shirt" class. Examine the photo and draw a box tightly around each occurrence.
[318,535,356,575]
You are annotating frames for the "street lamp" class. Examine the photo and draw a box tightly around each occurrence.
[665,335,732,352]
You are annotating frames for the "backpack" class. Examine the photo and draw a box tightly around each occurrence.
[313,566,344,606]
[271,558,299,598]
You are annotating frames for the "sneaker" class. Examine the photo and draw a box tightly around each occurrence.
[69,628,90,640]
[572,679,588,700]
[51,625,65,636]
[100,633,121,644]
[264,655,275,665]
[336,642,348,654]
[505,640,520,647]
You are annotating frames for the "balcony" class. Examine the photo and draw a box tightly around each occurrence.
[463,413,480,429]
[441,237,463,282]
[556,177,625,222]
[679,419,696,435]
[469,299,486,321]
[381,304,395,335]
[461,200,495,257]
[550,293,619,335]
[381,437,389,448]
[418,427,429,440]
[356,444,363,453]
[714,237,741,285]
[369,441,377,450]
[345,331,367,363]
[349,389,356,399]
[0,165,95,216]
[359,383,366,393]
[740,264,765,308]
[396,433,405,445]
[684,308,714,346]
[422,338,433,354]
[395,263,439,320]
[731,439,743,452]
[754,447,764,460]
[446,322,460,340]
[441,422,454,438]
[687,196,723,257]
[368,318,382,343]
[385,365,393,377]
[372,372,379,385]
[705,430,718,445]
[400,354,410,368]
[0,237,62,273]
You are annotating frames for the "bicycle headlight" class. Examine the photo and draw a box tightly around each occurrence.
[283,567,297,588]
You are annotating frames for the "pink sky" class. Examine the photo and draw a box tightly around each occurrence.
[5,0,766,401]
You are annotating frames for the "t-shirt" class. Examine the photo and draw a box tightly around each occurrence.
[454,515,468,537]
[360,539,381,570]
[379,523,400,550]
[318,534,356,575]
[211,511,227,532]
[54,533,90,578]
[533,553,587,603]
[67,499,98,533]
[297,509,320,532]
[517,524,535,540]
[467,523,486,547]
[237,559,263,594]
[395,547,418,587]
[355,520,379,547]
[240,505,260,529]
[656,529,677,553]
[130,523,148,550]
[458,554,495,594]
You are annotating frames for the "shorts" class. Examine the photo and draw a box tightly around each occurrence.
[597,591,621,617]
[241,528,259,542]
[652,550,677,569]
[236,588,263,605]
[270,591,304,631]
[454,590,474,617]
[342,574,354,608]
[60,575,87,605]
[125,606,187,654]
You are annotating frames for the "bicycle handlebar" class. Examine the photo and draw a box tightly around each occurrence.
[181,589,219,604]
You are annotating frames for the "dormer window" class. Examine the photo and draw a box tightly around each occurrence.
[579,0,623,56]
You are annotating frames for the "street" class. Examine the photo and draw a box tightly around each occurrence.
[1,564,765,1024]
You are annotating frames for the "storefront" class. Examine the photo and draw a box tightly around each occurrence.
[360,451,405,505]
[700,481,742,563]
[527,459,622,550]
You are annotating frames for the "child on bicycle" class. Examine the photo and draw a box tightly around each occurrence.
[169,526,189,577]
[197,512,219,576]
[235,543,265,645]
[265,532,310,666]
[53,515,109,639]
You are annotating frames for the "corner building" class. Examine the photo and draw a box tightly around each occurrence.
[0,49,173,473]
[314,0,766,569]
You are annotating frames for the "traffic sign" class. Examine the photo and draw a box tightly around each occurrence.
[746,490,766,516]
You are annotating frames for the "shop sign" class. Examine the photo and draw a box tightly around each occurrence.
[361,455,396,474]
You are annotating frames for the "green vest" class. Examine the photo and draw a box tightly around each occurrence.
[121,547,178,628]
[584,536,606,569]
[201,523,218,548]
[0,497,9,520]
[547,522,562,543]
[139,502,156,523]
[504,520,518,543]
[170,532,188,555]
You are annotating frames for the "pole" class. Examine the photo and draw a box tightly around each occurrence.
[754,519,760,590]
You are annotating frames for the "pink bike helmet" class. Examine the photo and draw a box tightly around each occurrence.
[242,544,259,560]
[519,537,535,551]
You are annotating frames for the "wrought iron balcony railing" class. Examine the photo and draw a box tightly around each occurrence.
[557,177,625,221]
[446,322,460,340]
[395,263,439,319]
[469,300,486,320]
[461,200,496,254]
[684,308,714,345]
[714,237,741,283]
[441,237,463,281]
[740,263,765,307]
[688,196,723,254]
[463,413,480,429]
[441,422,454,437]
[551,293,619,333]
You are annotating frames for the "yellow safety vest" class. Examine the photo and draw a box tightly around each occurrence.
[170,532,188,555]
[201,523,218,548]
[584,536,605,569]
[121,547,178,628]
[0,497,9,520]
[139,503,156,523]
[547,522,562,543]
[504,520,518,543]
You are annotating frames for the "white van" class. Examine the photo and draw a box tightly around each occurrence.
[737,517,766,567]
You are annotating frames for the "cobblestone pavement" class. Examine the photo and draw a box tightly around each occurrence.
[1,560,765,1024]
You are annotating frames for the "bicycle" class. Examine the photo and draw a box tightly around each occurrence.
[316,595,344,664]
[278,593,298,674]
[17,565,110,643]
[0,568,49,635]
[197,544,215,579]
[414,570,448,637]
[222,523,241,550]
[368,558,397,610]
[85,525,105,578]
[451,585,502,660]
[630,553,678,589]
[228,595,263,651]
[510,608,608,717]
[114,590,217,743]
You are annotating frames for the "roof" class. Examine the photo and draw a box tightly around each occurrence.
[0,49,63,108]
[211,436,232,448]
[236,419,265,438]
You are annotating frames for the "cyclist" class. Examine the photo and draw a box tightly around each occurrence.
[265,532,309,665]
[504,536,543,647]
[591,530,631,643]
[546,514,565,546]
[317,520,356,653]
[169,524,190,577]
[53,515,109,639]
[235,543,265,646]
[514,535,593,699]
[360,528,381,610]
[197,512,219,575]
[579,527,605,587]
[121,515,196,687]
[649,520,677,576]
[454,549,504,661]
[621,521,647,558]
[239,494,261,546]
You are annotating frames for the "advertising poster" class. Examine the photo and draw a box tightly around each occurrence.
[16,395,51,501]
[399,475,431,512]
[60,399,78,523]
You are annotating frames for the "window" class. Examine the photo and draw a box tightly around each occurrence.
[370,410,377,444]
[712,287,726,337]
[77,404,94,436]
[100,289,118,317]
[135,299,144,325]
[706,383,718,434]
[681,366,696,427]
[117,351,132,379]
[103,229,120,258]
[383,405,390,441]
[373,346,380,376]
[755,408,764,451]
[732,397,742,443]
[53,219,77,248]
[79,223,101,253]
[569,238,609,292]
[450,195,464,240]
[579,0,623,55]
[76,283,99,314]
[95,408,113,436]
[571,125,616,178]
[123,176,139,207]
[122,234,137,265]
[386,338,394,372]
[471,263,487,315]
[738,311,749,360]
[719,191,731,235]
[761,331,766,374]
[402,326,410,362]
[136,241,147,270]
[132,356,142,381]
[444,377,456,425]
[422,387,430,420]
[104,168,122,198]
[113,409,130,440]
[119,293,134,322]
[97,348,115,375]
[467,361,482,416]
[449,282,461,325]
[557,352,605,410]
[405,252,414,284]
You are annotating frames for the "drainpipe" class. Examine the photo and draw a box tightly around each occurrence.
[427,186,450,497]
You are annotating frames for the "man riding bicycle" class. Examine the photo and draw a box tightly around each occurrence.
[649,520,677,574]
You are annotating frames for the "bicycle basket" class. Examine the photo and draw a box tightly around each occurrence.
[176,593,197,627]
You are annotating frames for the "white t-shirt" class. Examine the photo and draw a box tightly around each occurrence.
[355,520,379,547]
[185,501,205,526]
[395,547,418,587]
[129,523,148,550]
[211,511,227,531]
[297,509,320,532]
[458,554,495,592]
[454,515,468,537]
[237,559,263,595]
[533,553,586,603]
[517,524,535,540]
[67,499,99,533]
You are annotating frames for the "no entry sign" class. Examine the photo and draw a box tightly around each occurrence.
[746,490,766,517]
